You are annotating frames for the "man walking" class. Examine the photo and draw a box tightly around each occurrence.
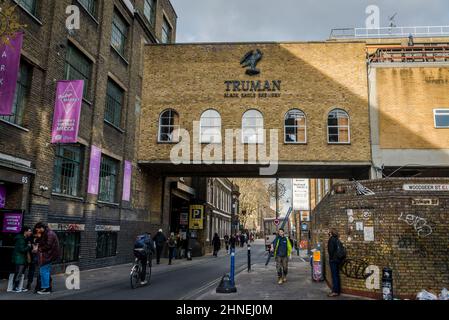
[271,228,292,285]
[167,233,177,265]
[224,234,230,252]
[153,229,167,265]
[34,222,60,295]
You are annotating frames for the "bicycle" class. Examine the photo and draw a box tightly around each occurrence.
[130,249,152,289]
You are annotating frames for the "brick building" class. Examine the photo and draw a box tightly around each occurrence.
[0,0,177,275]
[312,178,449,299]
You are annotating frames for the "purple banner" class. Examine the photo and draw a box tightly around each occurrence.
[0,185,6,209]
[0,33,23,116]
[51,80,84,144]
[2,213,23,234]
[122,161,132,202]
[87,146,102,195]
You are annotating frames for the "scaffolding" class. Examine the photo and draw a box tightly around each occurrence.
[369,45,449,63]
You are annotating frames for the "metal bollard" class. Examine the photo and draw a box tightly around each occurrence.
[230,248,235,286]
[247,244,251,272]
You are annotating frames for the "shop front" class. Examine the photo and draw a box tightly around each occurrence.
[0,158,34,278]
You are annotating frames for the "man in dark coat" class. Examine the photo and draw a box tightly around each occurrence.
[34,222,60,295]
[153,229,167,264]
[327,229,343,297]
[212,233,221,257]
[11,227,32,293]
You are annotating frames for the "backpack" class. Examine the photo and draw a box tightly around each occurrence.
[336,239,347,261]
[134,235,147,249]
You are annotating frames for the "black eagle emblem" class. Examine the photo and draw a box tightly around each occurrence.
[240,49,263,76]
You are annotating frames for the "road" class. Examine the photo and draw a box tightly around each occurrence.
[57,241,267,300]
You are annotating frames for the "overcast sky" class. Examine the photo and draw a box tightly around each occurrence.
[171,0,449,42]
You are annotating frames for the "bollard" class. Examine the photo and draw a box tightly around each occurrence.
[247,244,251,272]
[230,248,235,285]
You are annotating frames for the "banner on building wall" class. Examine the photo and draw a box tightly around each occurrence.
[0,33,23,116]
[0,185,6,209]
[87,146,101,195]
[122,161,132,201]
[293,179,310,211]
[51,80,84,144]
[2,212,23,233]
[189,205,204,230]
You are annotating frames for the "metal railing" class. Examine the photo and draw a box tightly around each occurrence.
[369,46,449,63]
[330,26,449,39]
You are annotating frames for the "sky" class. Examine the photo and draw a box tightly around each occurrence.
[171,0,449,43]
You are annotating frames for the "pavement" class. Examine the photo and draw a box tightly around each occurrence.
[0,240,368,300]
[195,253,368,301]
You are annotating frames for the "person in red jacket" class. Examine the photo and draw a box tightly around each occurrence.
[34,222,60,295]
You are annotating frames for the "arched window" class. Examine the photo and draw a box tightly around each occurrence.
[328,109,350,144]
[158,109,180,142]
[242,110,264,144]
[285,109,307,143]
[200,109,222,143]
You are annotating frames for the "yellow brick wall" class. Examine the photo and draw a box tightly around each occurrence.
[139,42,371,163]
[377,67,449,149]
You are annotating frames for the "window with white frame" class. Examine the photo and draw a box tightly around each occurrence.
[434,109,449,128]
[328,109,350,144]
[200,109,222,143]
[285,109,307,143]
[158,109,180,142]
[242,110,264,144]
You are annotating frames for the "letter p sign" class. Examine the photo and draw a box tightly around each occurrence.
[65,265,80,290]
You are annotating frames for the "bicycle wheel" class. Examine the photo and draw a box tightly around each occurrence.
[130,264,140,289]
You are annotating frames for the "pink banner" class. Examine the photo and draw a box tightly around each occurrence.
[2,213,23,234]
[122,161,132,201]
[51,80,84,144]
[87,146,102,195]
[0,185,6,209]
[0,33,23,116]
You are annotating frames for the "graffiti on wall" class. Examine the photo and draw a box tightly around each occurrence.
[398,213,433,237]
[340,259,374,280]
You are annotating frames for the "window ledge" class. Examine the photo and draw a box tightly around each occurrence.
[0,119,30,132]
[157,141,179,145]
[104,120,125,133]
[51,193,84,202]
[110,46,130,65]
[284,142,308,145]
[328,142,351,145]
[13,0,43,25]
[76,0,100,25]
[98,201,120,207]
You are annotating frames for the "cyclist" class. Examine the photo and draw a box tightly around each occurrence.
[134,232,155,285]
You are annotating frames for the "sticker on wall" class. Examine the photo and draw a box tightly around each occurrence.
[365,265,380,290]
[356,222,364,231]
[364,226,375,242]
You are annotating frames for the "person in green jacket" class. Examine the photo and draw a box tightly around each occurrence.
[11,226,33,293]
[271,228,293,285]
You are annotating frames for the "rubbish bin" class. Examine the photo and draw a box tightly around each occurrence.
[382,268,393,300]
[311,245,324,282]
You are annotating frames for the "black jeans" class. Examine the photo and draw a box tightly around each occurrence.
[330,261,341,294]
[156,246,163,264]
[26,261,36,288]
[140,255,148,282]
[13,264,26,290]
[168,248,175,264]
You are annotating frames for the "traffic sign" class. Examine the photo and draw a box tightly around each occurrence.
[274,219,280,226]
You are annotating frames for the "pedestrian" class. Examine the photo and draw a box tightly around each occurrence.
[34,222,60,295]
[235,234,240,247]
[11,226,33,293]
[167,233,177,265]
[294,239,300,256]
[176,233,183,259]
[25,229,39,291]
[271,228,292,285]
[240,234,245,248]
[212,233,221,257]
[224,234,230,252]
[153,229,167,265]
[327,229,345,297]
